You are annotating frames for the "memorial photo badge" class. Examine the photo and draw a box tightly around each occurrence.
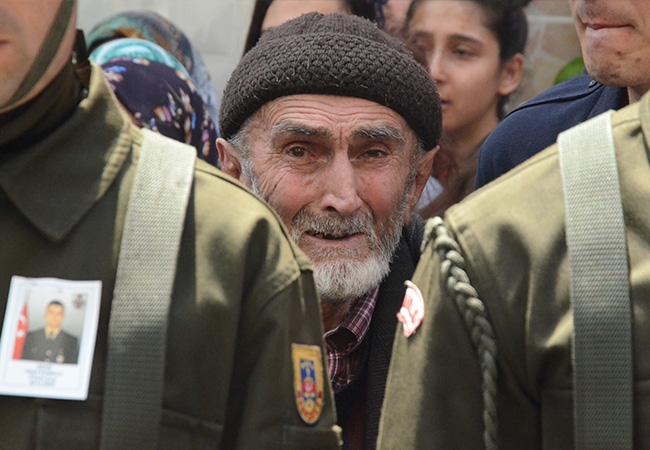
[0,276,101,400]
[292,343,324,425]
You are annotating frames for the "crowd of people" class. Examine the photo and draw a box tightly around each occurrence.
[1,0,648,448]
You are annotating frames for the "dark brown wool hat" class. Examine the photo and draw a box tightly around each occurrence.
[219,12,441,151]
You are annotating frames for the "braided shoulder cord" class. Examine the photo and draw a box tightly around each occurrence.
[424,217,499,450]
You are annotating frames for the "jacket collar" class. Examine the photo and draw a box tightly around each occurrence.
[0,64,133,243]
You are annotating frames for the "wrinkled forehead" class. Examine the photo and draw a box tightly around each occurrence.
[248,94,420,147]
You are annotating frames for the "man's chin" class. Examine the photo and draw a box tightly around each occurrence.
[583,45,650,88]
[311,256,390,303]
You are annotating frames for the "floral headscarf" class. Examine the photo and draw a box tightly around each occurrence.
[102,58,219,167]
[90,38,190,77]
[87,11,220,122]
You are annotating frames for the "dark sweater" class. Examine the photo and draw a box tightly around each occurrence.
[335,213,425,450]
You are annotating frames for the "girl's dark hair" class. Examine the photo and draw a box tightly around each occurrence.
[482,1,529,64]
[243,0,376,55]
[406,0,530,220]
[406,0,529,119]
[407,0,528,62]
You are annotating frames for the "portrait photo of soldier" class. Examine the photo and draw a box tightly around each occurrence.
[21,301,79,365]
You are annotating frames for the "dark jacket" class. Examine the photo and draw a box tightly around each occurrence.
[336,213,425,450]
[475,73,628,189]
[22,329,79,364]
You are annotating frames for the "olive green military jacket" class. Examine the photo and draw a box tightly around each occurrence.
[0,65,340,449]
[378,92,650,449]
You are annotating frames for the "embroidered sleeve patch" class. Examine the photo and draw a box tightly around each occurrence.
[291,343,324,425]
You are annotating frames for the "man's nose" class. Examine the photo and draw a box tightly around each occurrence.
[317,156,364,216]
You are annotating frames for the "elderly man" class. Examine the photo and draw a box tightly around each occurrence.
[0,1,339,448]
[217,13,441,450]
[378,0,650,449]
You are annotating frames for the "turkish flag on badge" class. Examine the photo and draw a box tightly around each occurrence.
[13,302,28,359]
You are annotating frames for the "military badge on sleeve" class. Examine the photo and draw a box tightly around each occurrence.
[291,343,324,425]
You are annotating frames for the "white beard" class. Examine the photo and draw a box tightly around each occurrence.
[308,251,392,305]
[288,205,404,304]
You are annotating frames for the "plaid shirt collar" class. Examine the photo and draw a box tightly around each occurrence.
[324,287,379,393]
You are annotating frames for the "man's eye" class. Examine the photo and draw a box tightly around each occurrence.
[366,149,386,158]
[288,147,307,157]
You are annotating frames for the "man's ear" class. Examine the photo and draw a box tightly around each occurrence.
[405,146,438,223]
[217,137,243,181]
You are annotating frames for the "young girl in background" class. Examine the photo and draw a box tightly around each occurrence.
[409,0,528,218]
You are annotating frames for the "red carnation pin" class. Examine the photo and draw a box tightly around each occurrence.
[397,280,425,338]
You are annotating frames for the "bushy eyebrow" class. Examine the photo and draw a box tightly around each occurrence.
[270,121,406,144]
[353,125,407,144]
[271,122,332,139]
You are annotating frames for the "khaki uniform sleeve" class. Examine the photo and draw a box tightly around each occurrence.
[222,256,341,449]
[192,167,341,449]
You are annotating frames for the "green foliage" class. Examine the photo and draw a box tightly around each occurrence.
[555,57,585,85]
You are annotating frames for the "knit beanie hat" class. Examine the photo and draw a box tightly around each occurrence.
[219,12,441,151]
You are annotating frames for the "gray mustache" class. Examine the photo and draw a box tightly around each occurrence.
[291,210,375,238]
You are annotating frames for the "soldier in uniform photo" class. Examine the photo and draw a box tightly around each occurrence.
[22,301,78,364]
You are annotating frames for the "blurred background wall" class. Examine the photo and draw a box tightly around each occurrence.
[514,0,582,109]
[77,0,582,113]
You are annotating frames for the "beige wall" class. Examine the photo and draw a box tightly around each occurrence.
[77,0,582,114]
[511,0,582,110]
